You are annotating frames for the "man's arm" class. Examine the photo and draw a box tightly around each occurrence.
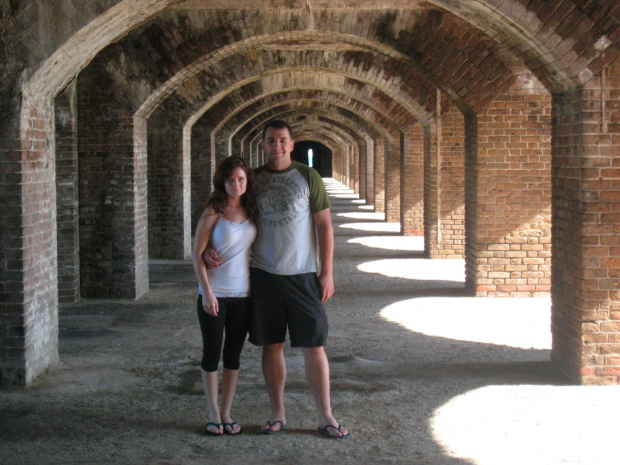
[313,208,334,302]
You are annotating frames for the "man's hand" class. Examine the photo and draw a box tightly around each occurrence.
[318,272,334,302]
[202,245,222,270]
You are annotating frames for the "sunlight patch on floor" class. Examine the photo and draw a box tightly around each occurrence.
[358,258,465,281]
[338,222,401,232]
[432,385,620,465]
[380,297,551,350]
[336,211,384,220]
[349,235,424,251]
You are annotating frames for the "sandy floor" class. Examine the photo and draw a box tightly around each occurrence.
[2,179,619,465]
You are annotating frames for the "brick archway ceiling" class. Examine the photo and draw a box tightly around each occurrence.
[121,1,616,147]
[27,1,619,110]
[218,93,393,142]
[233,103,389,145]
[236,107,378,152]
[186,82,407,142]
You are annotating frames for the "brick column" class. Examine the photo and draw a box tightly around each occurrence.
[55,81,80,303]
[552,63,620,385]
[191,119,214,231]
[424,123,440,256]
[438,106,465,258]
[374,139,386,214]
[148,105,190,259]
[1,97,59,385]
[385,134,401,223]
[366,139,375,206]
[358,141,367,202]
[78,64,148,299]
[465,74,552,297]
[351,145,359,195]
[402,123,424,236]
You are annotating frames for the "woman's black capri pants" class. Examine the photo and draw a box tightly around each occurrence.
[196,295,250,372]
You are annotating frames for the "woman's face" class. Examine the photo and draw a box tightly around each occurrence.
[224,166,248,198]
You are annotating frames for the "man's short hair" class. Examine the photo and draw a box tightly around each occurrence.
[262,120,293,140]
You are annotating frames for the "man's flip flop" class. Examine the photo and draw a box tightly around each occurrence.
[258,420,288,434]
[223,422,243,435]
[318,424,351,439]
[206,422,223,436]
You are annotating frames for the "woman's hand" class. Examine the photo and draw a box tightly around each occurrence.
[202,290,219,316]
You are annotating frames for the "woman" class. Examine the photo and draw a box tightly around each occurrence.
[192,156,257,436]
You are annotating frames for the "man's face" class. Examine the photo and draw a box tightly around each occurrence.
[261,127,295,166]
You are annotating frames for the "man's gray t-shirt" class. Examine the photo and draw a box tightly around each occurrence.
[251,161,330,275]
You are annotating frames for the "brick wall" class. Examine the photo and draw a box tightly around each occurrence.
[191,119,215,231]
[438,105,466,258]
[465,73,552,297]
[0,97,59,386]
[552,62,620,385]
[385,135,401,223]
[401,122,424,236]
[55,81,80,303]
[148,106,189,260]
[77,60,148,299]
[374,139,386,214]
[365,139,375,207]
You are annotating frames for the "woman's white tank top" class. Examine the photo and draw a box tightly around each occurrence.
[199,215,257,298]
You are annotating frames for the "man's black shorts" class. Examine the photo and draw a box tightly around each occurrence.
[249,267,328,347]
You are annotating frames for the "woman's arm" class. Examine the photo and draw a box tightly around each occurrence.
[192,207,220,316]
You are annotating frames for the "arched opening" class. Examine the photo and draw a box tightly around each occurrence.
[291,140,333,177]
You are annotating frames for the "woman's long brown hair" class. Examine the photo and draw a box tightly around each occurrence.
[204,156,258,224]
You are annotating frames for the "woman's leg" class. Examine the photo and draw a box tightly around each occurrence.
[220,368,241,433]
[196,295,226,434]
[220,297,249,434]
[201,369,223,435]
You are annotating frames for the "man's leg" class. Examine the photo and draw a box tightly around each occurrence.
[303,346,349,438]
[261,342,287,432]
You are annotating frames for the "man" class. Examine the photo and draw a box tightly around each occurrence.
[206,120,350,439]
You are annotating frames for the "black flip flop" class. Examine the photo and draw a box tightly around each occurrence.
[258,420,288,434]
[223,422,243,435]
[318,424,351,439]
[206,422,223,436]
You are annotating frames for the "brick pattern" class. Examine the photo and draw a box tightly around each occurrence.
[424,123,440,255]
[552,62,620,385]
[438,105,466,258]
[401,123,424,236]
[55,81,80,303]
[1,0,619,388]
[0,97,59,386]
[465,73,552,297]
[77,61,148,299]
[385,135,402,224]
[374,140,386,214]
[148,106,190,260]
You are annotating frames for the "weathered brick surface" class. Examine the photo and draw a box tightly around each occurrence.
[55,81,80,303]
[385,135,402,224]
[465,72,552,297]
[77,57,148,299]
[552,62,620,384]
[401,123,424,236]
[425,103,466,258]
[148,104,191,260]
[1,0,620,386]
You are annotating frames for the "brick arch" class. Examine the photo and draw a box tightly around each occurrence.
[230,104,400,211]
[205,84,414,143]
[430,0,618,92]
[181,62,434,130]
[225,102,392,151]
[137,29,456,122]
